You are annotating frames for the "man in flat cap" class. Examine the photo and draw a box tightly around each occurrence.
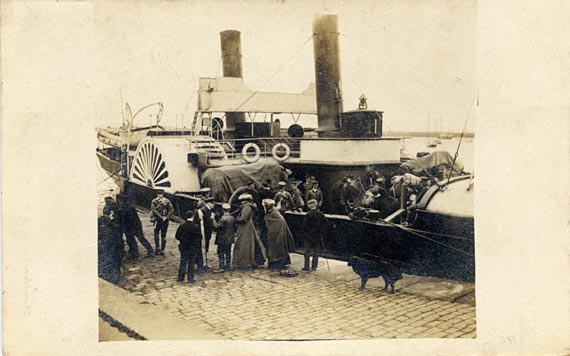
[302,199,327,271]
[305,180,323,209]
[175,210,202,284]
[150,189,174,255]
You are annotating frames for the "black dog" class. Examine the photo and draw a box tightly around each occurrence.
[348,256,403,293]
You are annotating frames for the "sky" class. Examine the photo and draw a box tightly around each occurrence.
[95,0,476,134]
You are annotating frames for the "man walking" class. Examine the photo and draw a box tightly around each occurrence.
[302,199,327,271]
[150,189,174,255]
[175,210,202,284]
[118,195,154,259]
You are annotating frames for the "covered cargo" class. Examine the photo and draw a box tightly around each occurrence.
[201,158,283,201]
[399,151,464,177]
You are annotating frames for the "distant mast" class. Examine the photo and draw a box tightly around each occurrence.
[313,15,343,137]
[220,30,246,137]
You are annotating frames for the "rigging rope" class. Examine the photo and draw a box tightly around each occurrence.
[374,215,474,257]
[447,99,475,181]
[219,34,315,121]
[97,168,122,185]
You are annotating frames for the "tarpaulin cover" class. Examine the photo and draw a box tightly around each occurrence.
[400,151,464,176]
[201,158,283,202]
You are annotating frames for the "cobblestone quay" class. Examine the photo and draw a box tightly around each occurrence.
[113,215,476,340]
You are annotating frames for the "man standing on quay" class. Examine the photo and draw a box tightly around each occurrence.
[150,189,174,255]
[175,210,202,284]
[302,199,327,271]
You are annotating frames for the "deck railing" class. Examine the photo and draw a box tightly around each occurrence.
[205,137,302,162]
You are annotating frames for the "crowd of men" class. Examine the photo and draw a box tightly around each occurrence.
[98,167,437,285]
[98,178,327,285]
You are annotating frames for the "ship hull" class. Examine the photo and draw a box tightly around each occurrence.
[97,150,122,177]
[284,211,474,282]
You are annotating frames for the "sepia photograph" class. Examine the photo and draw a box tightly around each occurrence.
[4,0,570,354]
[95,0,476,341]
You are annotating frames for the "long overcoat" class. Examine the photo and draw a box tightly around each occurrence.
[232,202,258,268]
[265,208,295,263]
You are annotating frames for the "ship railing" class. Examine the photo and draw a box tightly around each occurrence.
[210,137,302,161]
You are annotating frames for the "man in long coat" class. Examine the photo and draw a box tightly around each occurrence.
[98,214,124,285]
[263,199,295,270]
[232,194,261,269]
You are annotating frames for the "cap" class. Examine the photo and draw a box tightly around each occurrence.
[278,181,287,187]
[375,177,386,183]
[307,199,318,205]
[238,193,253,201]
[222,203,231,210]
[262,199,276,207]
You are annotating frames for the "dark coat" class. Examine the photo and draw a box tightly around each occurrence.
[306,188,323,206]
[98,216,124,284]
[372,194,401,218]
[259,187,275,201]
[175,220,202,252]
[215,212,236,245]
[119,204,143,233]
[302,209,327,243]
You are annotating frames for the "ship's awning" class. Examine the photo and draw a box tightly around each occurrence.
[197,77,317,114]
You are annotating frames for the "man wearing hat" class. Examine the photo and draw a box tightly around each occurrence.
[288,180,305,212]
[175,210,202,284]
[212,203,236,271]
[195,197,216,270]
[199,187,211,199]
[259,179,275,201]
[274,181,293,213]
[305,180,323,209]
[103,195,119,218]
[150,189,174,255]
[301,199,327,271]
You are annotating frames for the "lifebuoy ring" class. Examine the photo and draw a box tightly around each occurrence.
[242,143,261,163]
[271,143,291,162]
